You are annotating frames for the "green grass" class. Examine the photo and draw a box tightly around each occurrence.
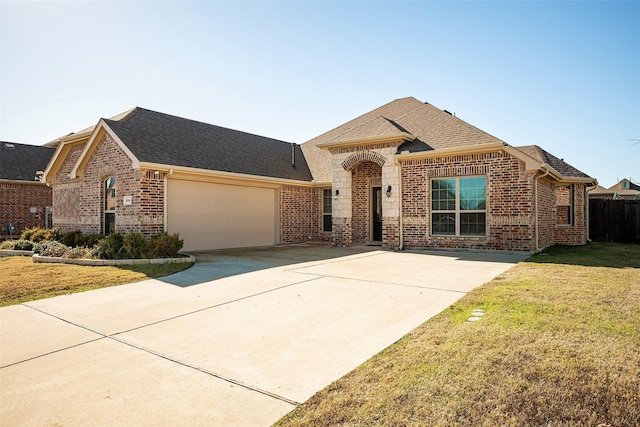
[1,256,193,307]
[276,242,640,426]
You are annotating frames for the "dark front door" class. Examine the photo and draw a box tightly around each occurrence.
[372,186,383,242]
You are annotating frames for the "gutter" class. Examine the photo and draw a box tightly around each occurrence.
[398,161,404,251]
[585,181,597,242]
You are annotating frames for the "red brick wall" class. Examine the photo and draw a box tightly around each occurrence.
[554,183,587,245]
[0,181,52,235]
[52,133,164,237]
[536,177,555,249]
[280,185,329,244]
[401,150,537,252]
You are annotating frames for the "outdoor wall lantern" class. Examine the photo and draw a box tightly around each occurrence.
[334,189,339,198]
[386,185,392,197]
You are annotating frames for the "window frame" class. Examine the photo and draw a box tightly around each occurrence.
[555,184,574,226]
[322,188,332,232]
[430,176,487,237]
[104,176,116,235]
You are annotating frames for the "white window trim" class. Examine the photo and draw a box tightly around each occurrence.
[322,188,332,232]
[431,176,487,237]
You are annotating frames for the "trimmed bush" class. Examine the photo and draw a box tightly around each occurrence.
[12,240,35,251]
[150,231,184,258]
[37,241,71,257]
[123,232,149,259]
[62,246,94,259]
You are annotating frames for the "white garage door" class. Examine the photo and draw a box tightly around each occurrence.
[167,179,278,251]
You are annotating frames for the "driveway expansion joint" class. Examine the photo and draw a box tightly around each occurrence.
[14,303,300,407]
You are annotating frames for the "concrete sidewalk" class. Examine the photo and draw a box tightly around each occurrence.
[1,246,526,426]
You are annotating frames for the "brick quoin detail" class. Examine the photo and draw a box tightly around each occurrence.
[342,151,386,171]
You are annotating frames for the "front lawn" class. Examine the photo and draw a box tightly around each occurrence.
[277,243,640,426]
[1,256,192,307]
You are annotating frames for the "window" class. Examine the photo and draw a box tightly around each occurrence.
[431,176,486,236]
[322,189,332,232]
[556,185,573,225]
[104,176,116,234]
[622,181,629,189]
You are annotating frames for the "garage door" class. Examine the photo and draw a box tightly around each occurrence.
[167,179,278,251]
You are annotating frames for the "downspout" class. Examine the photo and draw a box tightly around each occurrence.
[398,160,404,251]
[163,169,174,231]
[585,182,596,242]
[534,167,551,252]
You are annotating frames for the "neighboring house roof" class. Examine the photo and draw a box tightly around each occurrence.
[515,145,591,179]
[0,141,55,181]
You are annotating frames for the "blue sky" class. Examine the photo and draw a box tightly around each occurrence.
[1,1,638,187]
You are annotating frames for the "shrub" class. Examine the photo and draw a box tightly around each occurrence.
[84,234,103,248]
[150,231,184,258]
[37,241,71,257]
[95,233,124,259]
[62,246,94,259]
[21,227,38,241]
[123,232,149,259]
[60,230,83,247]
[1,240,16,250]
[22,227,59,243]
[11,240,35,251]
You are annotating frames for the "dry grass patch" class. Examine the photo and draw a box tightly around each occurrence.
[277,243,640,426]
[1,256,192,307]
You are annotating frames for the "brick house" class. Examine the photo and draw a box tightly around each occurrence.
[42,97,596,252]
[0,142,54,237]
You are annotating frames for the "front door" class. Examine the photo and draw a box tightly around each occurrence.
[372,186,383,242]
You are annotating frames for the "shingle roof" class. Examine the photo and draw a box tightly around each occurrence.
[515,145,591,179]
[301,97,505,182]
[103,108,312,182]
[0,142,55,181]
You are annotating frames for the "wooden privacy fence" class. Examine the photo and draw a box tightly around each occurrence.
[589,199,640,243]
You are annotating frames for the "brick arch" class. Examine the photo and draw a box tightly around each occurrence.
[341,151,386,171]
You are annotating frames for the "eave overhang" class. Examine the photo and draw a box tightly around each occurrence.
[70,120,140,179]
[318,132,415,150]
[396,142,597,186]
[139,162,317,188]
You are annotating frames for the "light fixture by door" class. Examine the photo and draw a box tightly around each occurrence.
[386,185,392,197]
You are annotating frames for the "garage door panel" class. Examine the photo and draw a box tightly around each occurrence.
[167,180,277,251]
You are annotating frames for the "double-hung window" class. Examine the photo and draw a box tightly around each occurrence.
[556,185,573,225]
[322,189,332,232]
[431,176,486,236]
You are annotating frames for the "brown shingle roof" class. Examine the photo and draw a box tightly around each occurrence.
[301,97,505,182]
[515,145,591,179]
[103,108,313,182]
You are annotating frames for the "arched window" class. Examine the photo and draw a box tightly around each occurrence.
[104,176,116,234]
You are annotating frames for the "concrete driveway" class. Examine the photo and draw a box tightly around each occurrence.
[1,244,526,426]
